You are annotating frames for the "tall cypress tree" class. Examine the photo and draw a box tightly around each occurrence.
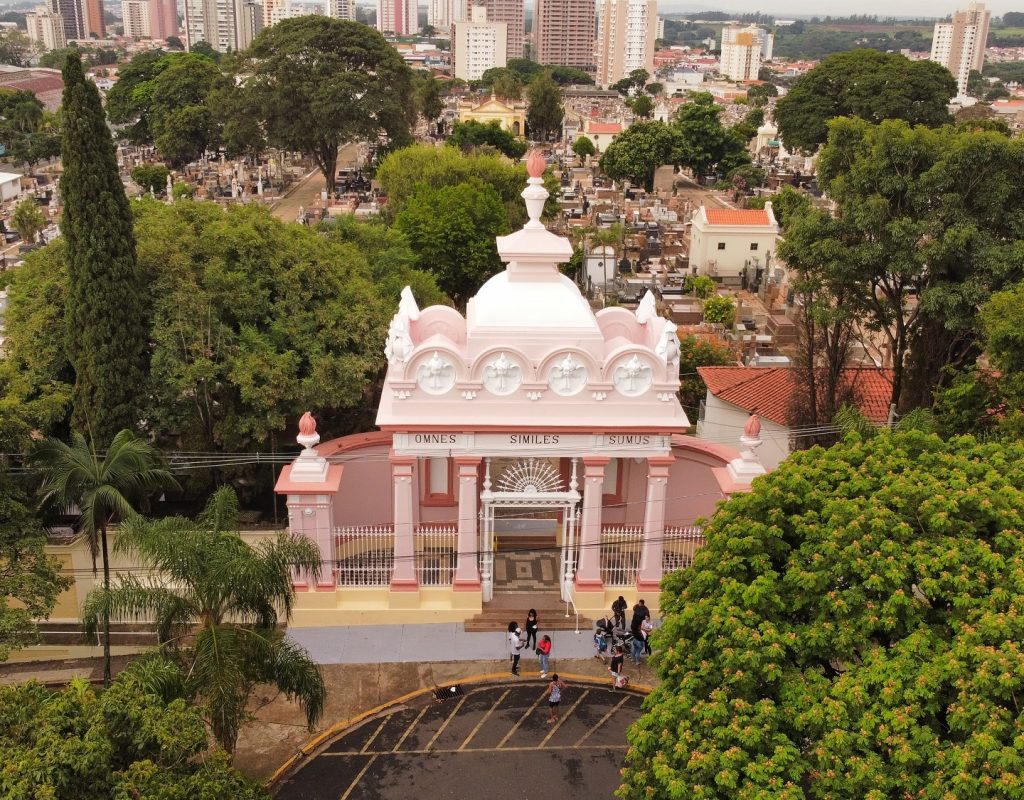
[60,54,146,441]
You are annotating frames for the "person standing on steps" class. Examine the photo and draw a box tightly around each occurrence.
[537,634,552,678]
[508,621,525,676]
[545,674,567,723]
[525,608,539,650]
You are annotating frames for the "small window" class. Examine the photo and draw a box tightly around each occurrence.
[602,458,623,504]
[716,242,726,250]
[750,243,759,251]
[423,457,455,506]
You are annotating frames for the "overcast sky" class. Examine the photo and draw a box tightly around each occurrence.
[661,0,1014,18]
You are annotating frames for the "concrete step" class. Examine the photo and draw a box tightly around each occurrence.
[37,622,159,647]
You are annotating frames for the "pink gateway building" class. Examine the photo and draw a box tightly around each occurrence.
[276,155,764,625]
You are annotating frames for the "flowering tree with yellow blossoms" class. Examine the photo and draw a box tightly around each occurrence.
[620,430,1024,799]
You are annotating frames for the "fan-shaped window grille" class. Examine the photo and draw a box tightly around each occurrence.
[495,458,564,494]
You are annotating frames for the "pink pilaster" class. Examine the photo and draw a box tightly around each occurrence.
[637,455,675,593]
[575,455,609,591]
[390,451,418,590]
[453,456,482,590]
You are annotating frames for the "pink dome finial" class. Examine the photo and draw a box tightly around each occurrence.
[526,149,545,180]
[744,413,761,438]
[298,411,317,436]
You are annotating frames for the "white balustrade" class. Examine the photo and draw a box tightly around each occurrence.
[662,526,706,573]
[415,524,458,587]
[333,524,459,587]
[599,526,643,586]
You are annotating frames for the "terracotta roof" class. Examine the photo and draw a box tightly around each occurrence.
[704,208,771,226]
[696,366,894,426]
[587,122,622,134]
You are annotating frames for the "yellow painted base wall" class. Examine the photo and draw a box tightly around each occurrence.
[290,586,483,626]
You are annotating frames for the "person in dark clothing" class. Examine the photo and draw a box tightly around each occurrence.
[594,615,613,660]
[609,645,627,689]
[630,599,650,629]
[611,596,627,629]
[525,609,539,650]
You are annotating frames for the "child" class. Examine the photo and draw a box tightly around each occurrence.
[545,674,567,723]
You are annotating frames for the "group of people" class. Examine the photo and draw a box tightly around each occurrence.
[507,609,553,678]
[594,597,654,687]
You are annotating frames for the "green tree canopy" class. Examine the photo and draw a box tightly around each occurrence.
[149,53,225,165]
[775,50,956,152]
[131,163,170,195]
[628,93,654,119]
[745,184,811,230]
[0,668,269,798]
[243,17,414,195]
[676,333,733,410]
[620,430,1024,800]
[599,120,682,191]
[9,198,47,243]
[675,92,751,179]
[60,53,147,440]
[447,119,527,159]
[572,135,596,158]
[105,50,175,144]
[83,486,324,754]
[0,89,60,169]
[702,294,735,326]
[0,202,445,460]
[525,71,563,141]
[394,179,508,306]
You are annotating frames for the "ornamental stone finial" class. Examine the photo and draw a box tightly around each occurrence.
[299,411,317,436]
[526,149,546,180]
[744,413,761,439]
[292,411,328,482]
[296,411,320,453]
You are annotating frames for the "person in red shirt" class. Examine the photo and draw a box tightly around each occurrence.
[537,634,552,677]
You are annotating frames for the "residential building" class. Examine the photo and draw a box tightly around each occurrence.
[697,366,894,470]
[457,92,524,133]
[376,0,417,35]
[329,0,355,20]
[428,0,463,30]
[688,204,780,284]
[578,119,623,152]
[82,0,104,37]
[452,5,507,82]
[930,2,990,96]
[25,5,67,51]
[533,0,596,71]
[185,0,262,52]
[596,0,657,88]
[148,0,179,39]
[48,0,86,41]
[121,0,151,37]
[474,0,524,61]
[719,24,773,81]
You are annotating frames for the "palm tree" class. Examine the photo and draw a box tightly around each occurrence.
[82,486,325,755]
[33,429,178,685]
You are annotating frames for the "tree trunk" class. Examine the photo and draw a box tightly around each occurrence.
[101,520,111,687]
[317,143,338,197]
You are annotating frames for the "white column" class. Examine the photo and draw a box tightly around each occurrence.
[637,455,674,593]
[453,456,481,590]
[575,455,607,592]
[390,451,418,590]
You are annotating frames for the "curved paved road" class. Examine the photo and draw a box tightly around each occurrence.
[273,681,644,799]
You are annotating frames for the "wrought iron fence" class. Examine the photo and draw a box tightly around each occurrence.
[662,526,705,573]
[334,526,395,586]
[600,526,643,586]
[415,525,457,586]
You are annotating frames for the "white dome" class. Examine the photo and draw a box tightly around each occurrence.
[757,122,777,135]
[469,271,599,330]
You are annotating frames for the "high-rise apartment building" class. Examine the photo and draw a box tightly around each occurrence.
[82,0,104,37]
[930,2,990,96]
[474,0,523,61]
[147,0,179,40]
[596,0,656,88]
[453,5,506,80]
[48,0,85,41]
[719,24,773,81]
[428,0,463,31]
[377,0,417,35]
[330,0,355,20]
[534,0,596,71]
[185,0,262,52]
[121,0,151,36]
[25,5,66,50]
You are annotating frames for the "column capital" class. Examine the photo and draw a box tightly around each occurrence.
[453,455,482,467]
[582,455,612,467]
[389,449,416,467]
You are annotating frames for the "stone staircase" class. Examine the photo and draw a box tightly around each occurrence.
[464,592,592,633]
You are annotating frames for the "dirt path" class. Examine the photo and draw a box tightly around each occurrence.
[269,143,363,223]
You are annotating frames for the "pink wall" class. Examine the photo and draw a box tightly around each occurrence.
[330,442,393,525]
[665,442,731,526]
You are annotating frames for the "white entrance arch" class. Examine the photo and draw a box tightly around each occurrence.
[479,457,581,602]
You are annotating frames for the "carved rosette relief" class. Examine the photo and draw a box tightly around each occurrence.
[483,352,523,396]
[547,353,588,396]
[612,355,654,397]
[415,351,456,395]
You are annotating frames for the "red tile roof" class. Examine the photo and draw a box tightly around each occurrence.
[704,208,771,226]
[587,122,622,134]
[696,366,894,426]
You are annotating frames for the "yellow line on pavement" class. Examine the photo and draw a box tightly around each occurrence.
[425,694,468,752]
[458,688,511,751]
[496,689,547,749]
[359,718,389,754]
[392,706,430,752]
[574,695,631,747]
[338,753,378,800]
[538,689,589,748]
[323,743,629,757]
